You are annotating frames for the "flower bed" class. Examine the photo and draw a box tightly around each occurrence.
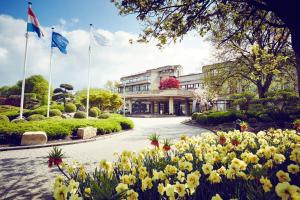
[51,129,300,200]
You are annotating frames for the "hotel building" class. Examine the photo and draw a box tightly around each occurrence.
[118,65,205,116]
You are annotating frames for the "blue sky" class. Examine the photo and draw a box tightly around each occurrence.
[0,0,213,89]
[0,0,141,33]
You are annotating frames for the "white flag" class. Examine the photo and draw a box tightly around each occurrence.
[91,27,111,46]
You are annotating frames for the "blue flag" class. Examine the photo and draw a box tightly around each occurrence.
[51,32,69,54]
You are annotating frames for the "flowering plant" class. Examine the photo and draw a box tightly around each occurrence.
[159,77,180,90]
[48,146,64,168]
[239,121,249,132]
[52,129,300,200]
[148,133,160,148]
[293,119,300,131]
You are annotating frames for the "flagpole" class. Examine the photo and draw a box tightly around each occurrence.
[47,27,54,118]
[20,2,31,119]
[86,24,92,118]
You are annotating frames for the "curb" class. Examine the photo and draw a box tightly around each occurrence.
[0,130,129,152]
[181,119,217,135]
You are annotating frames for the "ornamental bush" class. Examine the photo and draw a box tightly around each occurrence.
[51,129,300,200]
[74,111,86,119]
[49,109,62,117]
[89,107,101,117]
[0,114,9,122]
[98,113,110,119]
[0,116,134,143]
[65,103,77,113]
[27,114,46,121]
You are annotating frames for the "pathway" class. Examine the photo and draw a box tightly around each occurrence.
[0,117,211,199]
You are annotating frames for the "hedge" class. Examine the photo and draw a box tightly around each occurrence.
[74,111,86,119]
[89,107,101,117]
[27,114,46,121]
[0,115,134,144]
[49,109,62,117]
[65,103,77,113]
[0,114,9,122]
[0,105,64,120]
[193,109,298,125]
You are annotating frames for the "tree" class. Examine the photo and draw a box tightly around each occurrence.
[52,84,74,106]
[112,0,300,96]
[0,75,49,106]
[75,89,123,112]
[104,80,120,93]
[159,77,180,90]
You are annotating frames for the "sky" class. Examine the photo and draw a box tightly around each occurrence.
[0,0,215,90]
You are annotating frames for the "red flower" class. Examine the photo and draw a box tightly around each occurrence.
[48,158,54,168]
[219,136,226,145]
[54,158,62,165]
[159,77,180,90]
[163,145,171,151]
[151,140,159,148]
[231,139,239,146]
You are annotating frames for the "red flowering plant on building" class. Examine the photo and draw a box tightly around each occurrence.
[159,77,180,90]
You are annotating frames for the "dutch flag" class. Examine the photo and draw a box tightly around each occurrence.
[27,3,44,38]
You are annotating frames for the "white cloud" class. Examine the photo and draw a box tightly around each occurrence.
[0,15,215,91]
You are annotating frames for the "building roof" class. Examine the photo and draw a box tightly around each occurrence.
[120,65,182,79]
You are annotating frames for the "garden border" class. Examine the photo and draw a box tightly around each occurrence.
[0,129,130,152]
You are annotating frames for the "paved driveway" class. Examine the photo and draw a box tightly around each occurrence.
[0,117,211,199]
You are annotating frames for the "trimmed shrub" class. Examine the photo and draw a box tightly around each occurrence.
[65,103,77,113]
[0,114,9,122]
[49,109,62,117]
[27,114,46,121]
[89,107,101,117]
[11,118,26,123]
[98,113,110,119]
[110,114,134,130]
[0,115,133,144]
[258,113,273,122]
[74,111,86,119]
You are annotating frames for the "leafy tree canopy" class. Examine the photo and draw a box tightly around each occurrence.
[112,0,300,96]
[75,89,123,112]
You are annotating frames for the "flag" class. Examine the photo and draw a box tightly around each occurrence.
[27,4,44,38]
[91,27,111,46]
[51,32,69,54]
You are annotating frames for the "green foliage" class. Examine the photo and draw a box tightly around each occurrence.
[11,118,27,123]
[64,103,77,113]
[49,109,62,117]
[110,114,134,129]
[14,75,50,105]
[52,83,74,106]
[27,114,46,121]
[193,111,237,125]
[0,114,9,122]
[89,107,101,117]
[98,113,110,119]
[231,92,256,110]
[75,89,123,112]
[0,116,134,144]
[0,105,21,120]
[258,113,273,122]
[74,111,86,119]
